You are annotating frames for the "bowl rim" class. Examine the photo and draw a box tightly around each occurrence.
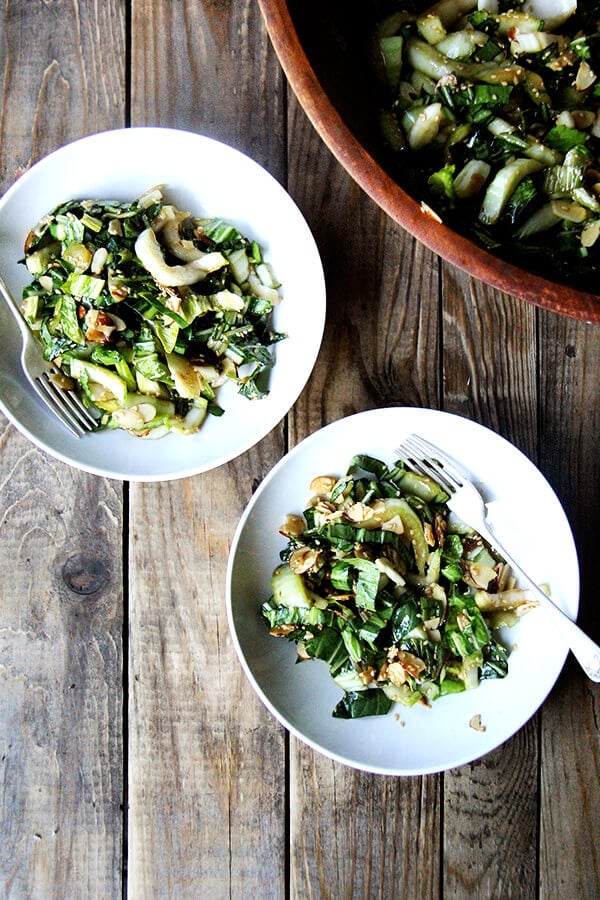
[225,405,579,775]
[0,126,326,480]
[257,0,600,324]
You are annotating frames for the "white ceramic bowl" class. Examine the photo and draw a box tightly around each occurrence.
[0,127,325,480]
[227,407,579,776]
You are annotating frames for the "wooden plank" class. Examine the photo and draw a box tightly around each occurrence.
[537,314,600,898]
[442,725,539,899]
[126,2,288,895]
[286,95,443,897]
[439,271,538,455]
[129,454,285,897]
[539,671,600,899]
[286,120,441,444]
[0,1,125,896]
[291,751,441,899]
[0,447,124,898]
[128,463,287,897]
[130,0,285,169]
[537,315,600,628]
[0,1,125,181]
[440,271,540,898]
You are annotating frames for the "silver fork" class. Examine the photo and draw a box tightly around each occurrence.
[395,433,600,682]
[0,272,97,438]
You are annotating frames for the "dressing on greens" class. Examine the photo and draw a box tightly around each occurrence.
[374,0,600,290]
[262,454,536,719]
[20,186,284,438]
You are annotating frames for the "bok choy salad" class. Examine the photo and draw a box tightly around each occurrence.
[20,186,284,438]
[262,455,536,719]
[374,0,600,290]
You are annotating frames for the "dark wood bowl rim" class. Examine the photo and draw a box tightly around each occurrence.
[258,0,600,324]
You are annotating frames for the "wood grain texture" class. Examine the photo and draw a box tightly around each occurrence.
[0,1,125,897]
[539,670,600,899]
[285,93,443,899]
[537,314,600,625]
[443,725,539,899]
[440,267,538,456]
[286,99,441,443]
[536,313,600,898]
[127,458,287,897]
[130,0,285,174]
[126,1,288,895]
[0,424,124,898]
[1,1,600,897]
[440,270,540,897]
[291,747,441,899]
[0,0,125,183]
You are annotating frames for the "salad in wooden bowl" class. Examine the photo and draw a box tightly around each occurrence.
[258,0,600,322]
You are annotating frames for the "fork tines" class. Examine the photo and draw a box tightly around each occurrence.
[36,373,97,437]
[394,433,463,494]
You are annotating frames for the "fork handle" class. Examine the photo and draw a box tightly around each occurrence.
[480,526,600,682]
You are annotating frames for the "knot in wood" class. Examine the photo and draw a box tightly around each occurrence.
[61,553,109,596]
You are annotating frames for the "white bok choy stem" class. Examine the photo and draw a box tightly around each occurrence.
[523,0,577,31]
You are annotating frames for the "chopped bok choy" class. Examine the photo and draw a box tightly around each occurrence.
[373,0,600,291]
[20,187,284,438]
[262,455,536,719]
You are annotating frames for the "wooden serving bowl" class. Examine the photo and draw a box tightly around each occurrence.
[258,0,600,324]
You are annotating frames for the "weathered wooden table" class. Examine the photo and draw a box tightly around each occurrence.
[1,2,599,897]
